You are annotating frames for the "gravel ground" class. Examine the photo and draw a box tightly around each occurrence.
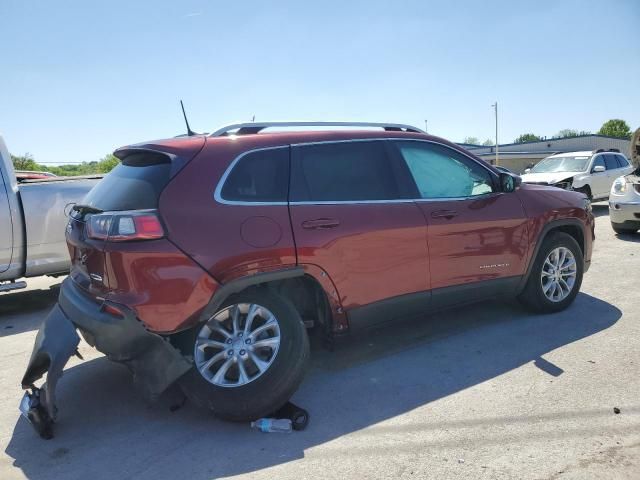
[1,203,639,480]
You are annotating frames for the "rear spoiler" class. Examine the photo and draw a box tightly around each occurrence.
[113,136,206,176]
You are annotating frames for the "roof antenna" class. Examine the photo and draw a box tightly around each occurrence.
[180,100,196,136]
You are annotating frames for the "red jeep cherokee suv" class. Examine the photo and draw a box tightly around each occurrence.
[22,122,594,437]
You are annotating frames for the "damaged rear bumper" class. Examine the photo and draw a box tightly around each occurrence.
[21,277,191,438]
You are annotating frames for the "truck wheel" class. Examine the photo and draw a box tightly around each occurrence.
[611,222,639,234]
[178,289,309,422]
[518,232,583,313]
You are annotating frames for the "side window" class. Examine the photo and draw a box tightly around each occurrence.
[220,147,289,202]
[603,154,619,170]
[616,155,630,168]
[394,142,495,199]
[290,141,402,201]
[591,156,605,172]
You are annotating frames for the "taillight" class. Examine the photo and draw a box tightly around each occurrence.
[86,210,165,241]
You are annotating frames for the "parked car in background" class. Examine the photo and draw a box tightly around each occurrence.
[21,122,594,438]
[15,170,57,181]
[0,135,102,293]
[609,128,640,234]
[521,150,634,200]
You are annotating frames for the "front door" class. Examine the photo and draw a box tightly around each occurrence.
[289,140,429,315]
[589,154,609,198]
[390,140,529,293]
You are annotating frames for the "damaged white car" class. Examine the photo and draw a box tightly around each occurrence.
[521,150,634,201]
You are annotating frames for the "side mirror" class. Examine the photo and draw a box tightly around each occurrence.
[524,168,531,174]
[593,165,605,173]
[499,172,521,193]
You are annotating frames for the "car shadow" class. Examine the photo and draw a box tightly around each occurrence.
[614,232,640,243]
[590,203,609,218]
[0,282,61,337]
[5,292,620,480]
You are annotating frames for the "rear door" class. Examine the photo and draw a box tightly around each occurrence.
[391,140,529,298]
[289,140,429,320]
[603,154,629,193]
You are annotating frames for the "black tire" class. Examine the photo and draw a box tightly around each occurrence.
[611,222,639,234]
[518,232,584,313]
[178,289,309,422]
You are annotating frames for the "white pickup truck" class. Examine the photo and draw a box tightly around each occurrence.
[0,135,101,292]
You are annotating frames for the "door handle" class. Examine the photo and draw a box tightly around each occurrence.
[431,209,458,220]
[301,218,341,230]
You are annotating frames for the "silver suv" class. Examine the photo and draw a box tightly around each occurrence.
[521,150,635,201]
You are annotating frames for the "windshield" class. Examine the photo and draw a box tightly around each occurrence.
[530,156,590,173]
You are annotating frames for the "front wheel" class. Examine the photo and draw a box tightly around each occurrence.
[178,289,309,421]
[518,232,584,313]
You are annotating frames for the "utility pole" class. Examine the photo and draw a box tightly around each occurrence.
[424,120,428,133]
[491,102,499,166]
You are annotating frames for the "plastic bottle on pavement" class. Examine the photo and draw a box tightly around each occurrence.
[251,418,293,433]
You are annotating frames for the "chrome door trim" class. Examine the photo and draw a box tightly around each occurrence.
[213,138,500,206]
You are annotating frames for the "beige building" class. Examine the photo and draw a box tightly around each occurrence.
[461,135,632,174]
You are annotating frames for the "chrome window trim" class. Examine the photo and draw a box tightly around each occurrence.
[214,138,499,206]
[289,199,416,206]
[288,195,500,206]
[214,145,290,206]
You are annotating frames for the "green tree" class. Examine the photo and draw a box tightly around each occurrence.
[97,154,120,173]
[555,129,592,138]
[463,136,480,145]
[598,119,631,139]
[514,133,542,143]
[11,153,39,171]
[555,129,578,138]
[482,138,494,146]
[9,152,119,176]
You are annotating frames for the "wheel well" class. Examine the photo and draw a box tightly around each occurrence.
[548,224,584,254]
[264,274,332,332]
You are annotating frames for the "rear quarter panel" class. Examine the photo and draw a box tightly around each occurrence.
[103,239,219,333]
[159,137,297,284]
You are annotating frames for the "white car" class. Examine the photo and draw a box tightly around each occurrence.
[521,150,635,201]
[609,129,640,234]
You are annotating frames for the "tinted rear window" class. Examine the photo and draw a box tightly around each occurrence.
[220,148,289,202]
[290,141,401,201]
[82,153,171,211]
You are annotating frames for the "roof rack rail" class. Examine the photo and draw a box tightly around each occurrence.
[209,121,425,137]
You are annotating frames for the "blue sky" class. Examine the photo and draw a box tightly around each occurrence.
[1,0,639,164]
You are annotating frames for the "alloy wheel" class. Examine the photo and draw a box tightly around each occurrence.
[540,246,577,303]
[194,303,281,387]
